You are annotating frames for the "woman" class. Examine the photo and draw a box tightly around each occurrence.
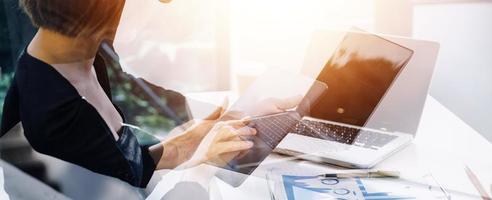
[0,0,258,188]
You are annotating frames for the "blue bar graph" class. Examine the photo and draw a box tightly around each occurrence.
[356,179,415,200]
[281,175,419,200]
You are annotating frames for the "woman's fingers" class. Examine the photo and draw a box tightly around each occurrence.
[204,97,229,120]
[204,106,224,121]
[219,118,250,127]
[236,126,257,137]
[204,140,253,167]
[217,117,253,132]
[200,118,258,167]
[216,124,256,141]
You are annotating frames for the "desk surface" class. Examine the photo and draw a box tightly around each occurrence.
[0,160,69,200]
[149,92,492,200]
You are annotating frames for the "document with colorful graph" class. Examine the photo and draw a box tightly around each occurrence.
[267,169,449,200]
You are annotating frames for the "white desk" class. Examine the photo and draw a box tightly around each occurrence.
[0,160,69,200]
[149,92,492,200]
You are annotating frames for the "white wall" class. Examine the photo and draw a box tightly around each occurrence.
[413,2,492,142]
[373,1,492,142]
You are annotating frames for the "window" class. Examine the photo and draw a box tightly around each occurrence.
[230,0,374,87]
[114,0,230,92]
[0,0,36,124]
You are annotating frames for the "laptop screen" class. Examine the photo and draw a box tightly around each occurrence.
[308,32,413,128]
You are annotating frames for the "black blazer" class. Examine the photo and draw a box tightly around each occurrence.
[0,49,157,188]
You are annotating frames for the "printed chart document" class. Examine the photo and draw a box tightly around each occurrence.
[266,168,449,200]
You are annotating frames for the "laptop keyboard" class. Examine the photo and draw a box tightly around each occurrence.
[294,119,397,150]
[247,112,300,149]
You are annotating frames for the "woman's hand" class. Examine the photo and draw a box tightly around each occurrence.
[151,104,225,170]
[198,120,257,167]
[154,119,255,170]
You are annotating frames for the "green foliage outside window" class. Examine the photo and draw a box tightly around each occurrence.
[0,72,13,123]
[103,53,191,145]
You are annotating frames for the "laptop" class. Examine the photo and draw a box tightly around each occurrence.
[273,30,440,168]
[217,30,439,187]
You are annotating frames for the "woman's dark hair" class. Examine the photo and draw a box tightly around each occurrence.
[19,0,125,37]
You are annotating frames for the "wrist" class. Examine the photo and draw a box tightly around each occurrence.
[152,142,179,170]
[148,144,163,166]
[164,142,181,169]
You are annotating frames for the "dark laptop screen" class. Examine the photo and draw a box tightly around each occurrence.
[309,32,413,127]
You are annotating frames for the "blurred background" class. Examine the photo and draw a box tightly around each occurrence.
[1,0,491,199]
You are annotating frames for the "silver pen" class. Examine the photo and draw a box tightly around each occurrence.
[318,170,400,179]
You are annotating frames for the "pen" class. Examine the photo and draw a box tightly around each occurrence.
[426,173,451,200]
[464,165,491,200]
[318,170,400,179]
